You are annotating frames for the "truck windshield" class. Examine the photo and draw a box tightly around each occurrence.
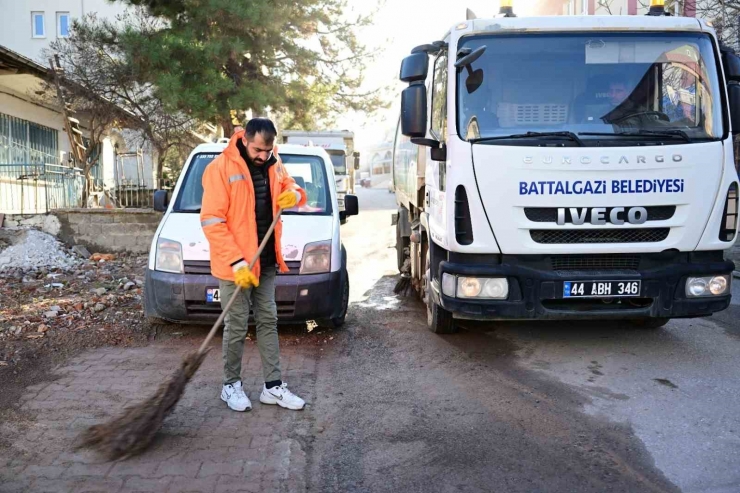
[327,152,347,175]
[173,153,332,216]
[457,32,724,145]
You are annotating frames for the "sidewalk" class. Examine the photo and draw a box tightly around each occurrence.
[0,338,320,493]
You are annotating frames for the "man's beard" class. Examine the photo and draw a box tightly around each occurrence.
[246,154,265,167]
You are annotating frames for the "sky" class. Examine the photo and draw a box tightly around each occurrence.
[335,0,539,154]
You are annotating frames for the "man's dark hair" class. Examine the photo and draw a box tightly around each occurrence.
[245,118,277,143]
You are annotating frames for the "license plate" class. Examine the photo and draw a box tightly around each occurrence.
[563,280,641,298]
[206,288,221,303]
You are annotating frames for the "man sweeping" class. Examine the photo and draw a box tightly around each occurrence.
[200,118,307,412]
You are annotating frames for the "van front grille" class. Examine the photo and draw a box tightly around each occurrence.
[183,260,301,275]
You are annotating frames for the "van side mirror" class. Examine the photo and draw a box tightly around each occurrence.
[728,83,740,134]
[353,151,360,170]
[400,52,429,83]
[344,194,359,217]
[401,84,427,137]
[153,190,170,212]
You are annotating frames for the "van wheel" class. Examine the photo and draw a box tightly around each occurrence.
[630,318,670,329]
[424,249,456,334]
[327,271,350,328]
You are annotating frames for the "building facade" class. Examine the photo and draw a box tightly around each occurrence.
[0,0,128,63]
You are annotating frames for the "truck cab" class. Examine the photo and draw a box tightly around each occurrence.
[393,11,740,333]
[281,131,361,224]
[144,142,358,327]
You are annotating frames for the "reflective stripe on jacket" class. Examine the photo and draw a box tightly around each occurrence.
[200,130,307,281]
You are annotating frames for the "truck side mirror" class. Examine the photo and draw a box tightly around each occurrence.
[354,153,360,170]
[400,52,429,83]
[344,194,359,217]
[723,50,740,82]
[728,83,740,134]
[153,190,170,212]
[401,84,427,138]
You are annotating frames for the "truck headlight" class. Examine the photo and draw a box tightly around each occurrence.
[686,275,730,297]
[455,276,509,300]
[155,238,183,274]
[300,241,331,274]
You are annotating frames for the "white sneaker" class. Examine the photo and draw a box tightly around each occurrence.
[260,382,305,410]
[221,381,251,412]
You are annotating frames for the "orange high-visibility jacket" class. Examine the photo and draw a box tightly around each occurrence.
[200,131,307,281]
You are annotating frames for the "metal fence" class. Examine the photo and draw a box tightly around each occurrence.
[0,163,85,214]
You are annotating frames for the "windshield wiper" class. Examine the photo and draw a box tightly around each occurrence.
[470,131,584,147]
[579,130,690,142]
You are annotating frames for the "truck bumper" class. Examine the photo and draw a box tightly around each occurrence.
[432,251,733,321]
[145,268,343,324]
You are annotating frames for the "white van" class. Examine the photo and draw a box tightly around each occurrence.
[144,142,358,327]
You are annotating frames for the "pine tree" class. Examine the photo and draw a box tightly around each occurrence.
[110,0,386,132]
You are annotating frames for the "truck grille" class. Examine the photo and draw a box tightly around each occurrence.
[550,254,641,271]
[183,260,301,275]
[524,206,676,223]
[531,228,669,244]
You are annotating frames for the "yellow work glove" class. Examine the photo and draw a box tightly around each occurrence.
[277,190,299,210]
[233,261,259,289]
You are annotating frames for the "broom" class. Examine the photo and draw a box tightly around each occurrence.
[76,210,283,461]
[394,254,413,296]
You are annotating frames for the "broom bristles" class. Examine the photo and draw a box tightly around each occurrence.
[394,275,413,296]
[76,349,209,461]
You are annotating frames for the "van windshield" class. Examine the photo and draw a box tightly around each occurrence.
[173,153,332,216]
[456,32,724,144]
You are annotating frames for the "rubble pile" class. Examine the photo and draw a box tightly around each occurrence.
[0,249,152,368]
[0,229,80,271]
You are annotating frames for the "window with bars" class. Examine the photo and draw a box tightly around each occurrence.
[0,113,59,165]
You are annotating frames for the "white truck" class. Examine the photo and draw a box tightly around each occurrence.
[392,4,740,334]
[281,130,360,223]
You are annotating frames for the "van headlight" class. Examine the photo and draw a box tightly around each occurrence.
[155,238,184,274]
[300,241,331,274]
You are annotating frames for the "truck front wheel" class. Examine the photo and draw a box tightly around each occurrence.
[424,249,456,334]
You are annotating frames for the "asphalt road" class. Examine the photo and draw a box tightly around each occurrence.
[308,187,740,493]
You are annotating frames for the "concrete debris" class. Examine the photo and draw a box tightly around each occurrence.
[0,229,80,271]
[72,245,92,259]
[1,251,150,368]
